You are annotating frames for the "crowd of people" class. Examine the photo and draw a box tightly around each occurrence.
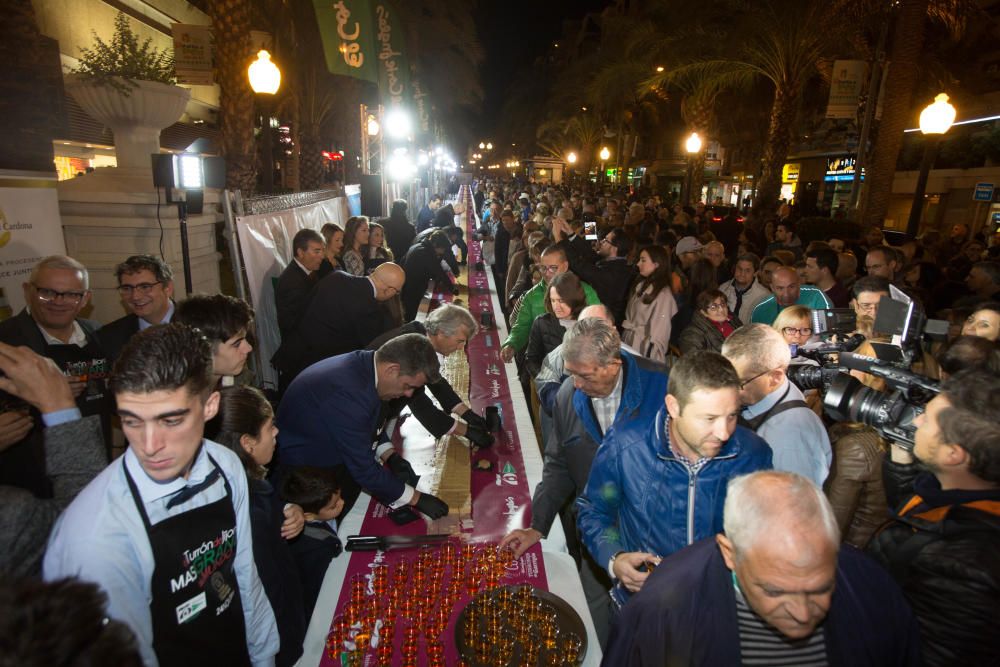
[0,177,998,666]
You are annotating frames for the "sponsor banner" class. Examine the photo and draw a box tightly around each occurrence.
[373,1,410,109]
[171,23,213,86]
[0,172,66,316]
[825,59,867,120]
[313,0,378,83]
[234,196,349,389]
[320,186,547,667]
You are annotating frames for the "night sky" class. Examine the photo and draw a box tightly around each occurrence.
[474,0,611,137]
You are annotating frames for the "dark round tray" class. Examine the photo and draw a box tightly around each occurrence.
[454,585,587,666]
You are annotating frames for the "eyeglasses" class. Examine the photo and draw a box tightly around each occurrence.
[117,281,162,296]
[855,302,878,313]
[706,302,728,312]
[739,368,774,389]
[32,285,87,304]
[782,326,813,336]
[541,264,562,274]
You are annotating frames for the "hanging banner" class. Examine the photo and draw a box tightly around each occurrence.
[0,172,66,317]
[373,1,410,108]
[826,60,867,119]
[410,71,431,137]
[312,0,378,83]
[171,23,213,86]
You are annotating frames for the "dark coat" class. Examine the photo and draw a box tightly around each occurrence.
[524,313,570,378]
[401,242,450,321]
[382,214,417,260]
[274,261,315,338]
[676,311,740,354]
[566,253,637,327]
[604,538,922,667]
[867,464,1000,667]
[276,350,404,505]
[277,271,390,376]
[97,313,140,362]
[287,521,341,621]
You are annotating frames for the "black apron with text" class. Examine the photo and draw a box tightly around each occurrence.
[44,335,112,450]
[123,455,251,667]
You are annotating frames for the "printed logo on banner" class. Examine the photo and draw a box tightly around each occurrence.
[175,591,207,624]
[486,363,501,376]
[484,334,493,347]
[501,461,517,485]
[504,496,519,516]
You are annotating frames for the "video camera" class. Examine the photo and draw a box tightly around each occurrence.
[785,308,864,391]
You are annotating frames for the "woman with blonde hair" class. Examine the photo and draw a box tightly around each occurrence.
[772,305,814,351]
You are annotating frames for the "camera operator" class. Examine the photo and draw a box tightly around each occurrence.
[722,324,831,487]
[867,368,1000,666]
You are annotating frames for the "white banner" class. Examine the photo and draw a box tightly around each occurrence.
[0,172,67,316]
[171,23,214,86]
[826,60,867,120]
[236,196,348,388]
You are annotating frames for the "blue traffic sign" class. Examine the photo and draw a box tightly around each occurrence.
[974,182,994,201]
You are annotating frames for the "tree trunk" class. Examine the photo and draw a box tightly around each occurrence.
[300,126,324,190]
[861,0,929,230]
[753,84,799,221]
[208,0,256,192]
[689,152,706,205]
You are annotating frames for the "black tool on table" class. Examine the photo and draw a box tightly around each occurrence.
[345,533,452,552]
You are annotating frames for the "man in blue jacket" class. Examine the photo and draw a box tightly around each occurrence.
[577,350,772,608]
[602,471,921,666]
[276,333,450,520]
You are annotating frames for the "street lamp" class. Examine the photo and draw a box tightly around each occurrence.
[906,93,956,238]
[683,132,703,205]
[486,142,493,150]
[248,50,282,193]
[566,151,578,164]
[599,146,611,187]
[479,142,486,150]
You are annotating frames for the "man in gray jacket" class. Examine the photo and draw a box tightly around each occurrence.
[0,341,105,577]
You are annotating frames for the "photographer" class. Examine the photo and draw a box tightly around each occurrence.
[867,368,1000,666]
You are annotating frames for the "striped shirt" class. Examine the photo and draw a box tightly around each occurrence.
[735,583,828,666]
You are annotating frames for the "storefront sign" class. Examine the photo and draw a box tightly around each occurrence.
[0,172,66,315]
[171,24,213,86]
[782,163,800,183]
[826,60,866,119]
[825,156,864,182]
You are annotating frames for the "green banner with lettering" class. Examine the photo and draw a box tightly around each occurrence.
[313,0,377,83]
[373,1,410,108]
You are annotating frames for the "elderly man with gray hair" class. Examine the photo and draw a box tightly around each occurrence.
[603,471,922,666]
[366,303,493,449]
[722,324,831,487]
[502,315,668,647]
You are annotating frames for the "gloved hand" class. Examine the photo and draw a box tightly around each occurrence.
[385,453,419,486]
[461,408,490,432]
[465,423,495,449]
[451,284,460,295]
[414,492,449,519]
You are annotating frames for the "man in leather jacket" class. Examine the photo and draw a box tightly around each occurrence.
[867,367,1000,667]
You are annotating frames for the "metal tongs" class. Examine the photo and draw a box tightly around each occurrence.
[345,533,452,552]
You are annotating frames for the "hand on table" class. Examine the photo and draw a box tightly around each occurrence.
[464,424,494,449]
[613,551,661,593]
[499,527,543,558]
[500,346,515,363]
[385,452,420,486]
[460,408,490,432]
[0,410,33,452]
[0,342,75,413]
[281,503,305,539]
[412,491,449,519]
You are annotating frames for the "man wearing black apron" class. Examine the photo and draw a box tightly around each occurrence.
[44,324,279,666]
[0,255,112,498]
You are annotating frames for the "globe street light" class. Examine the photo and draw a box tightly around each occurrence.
[906,93,956,238]
[566,151,578,164]
[479,142,486,150]
[683,132,703,205]
[248,50,282,193]
[599,147,611,187]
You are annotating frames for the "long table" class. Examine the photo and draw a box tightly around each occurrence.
[296,186,600,666]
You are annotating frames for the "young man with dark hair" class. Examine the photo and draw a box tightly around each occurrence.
[868,368,1000,666]
[805,247,850,307]
[44,324,280,666]
[175,294,255,384]
[100,254,176,361]
[577,350,772,607]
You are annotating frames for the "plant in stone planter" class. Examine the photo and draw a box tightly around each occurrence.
[72,12,175,95]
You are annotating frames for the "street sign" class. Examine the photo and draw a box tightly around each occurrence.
[974,182,994,201]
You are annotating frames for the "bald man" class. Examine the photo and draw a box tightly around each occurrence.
[750,266,832,325]
[279,262,406,378]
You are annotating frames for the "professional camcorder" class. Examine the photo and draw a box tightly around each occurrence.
[785,308,865,391]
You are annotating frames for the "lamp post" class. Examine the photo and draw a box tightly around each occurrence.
[566,151,577,185]
[906,93,956,239]
[248,50,281,193]
[683,132,703,205]
[599,146,610,188]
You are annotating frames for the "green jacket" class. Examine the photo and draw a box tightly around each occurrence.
[503,277,601,351]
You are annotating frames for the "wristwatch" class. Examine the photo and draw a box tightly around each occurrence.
[608,550,626,579]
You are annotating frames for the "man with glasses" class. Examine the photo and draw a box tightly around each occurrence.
[99,255,175,362]
[722,324,831,487]
[500,245,600,363]
[851,276,891,334]
[554,219,637,326]
[0,255,112,497]
[750,266,832,324]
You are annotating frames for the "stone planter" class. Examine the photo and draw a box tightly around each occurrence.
[64,75,190,170]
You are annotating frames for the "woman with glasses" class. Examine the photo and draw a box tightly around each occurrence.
[772,305,815,352]
[622,245,678,362]
[677,289,741,355]
[524,272,587,378]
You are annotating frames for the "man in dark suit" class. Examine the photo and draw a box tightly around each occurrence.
[275,229,325,338]
[276,333,450,519]
[280,262,406,379]
[414,194,440,234]
[98,255,175,362]
[401,231,453,321]
[0,255,110,498]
